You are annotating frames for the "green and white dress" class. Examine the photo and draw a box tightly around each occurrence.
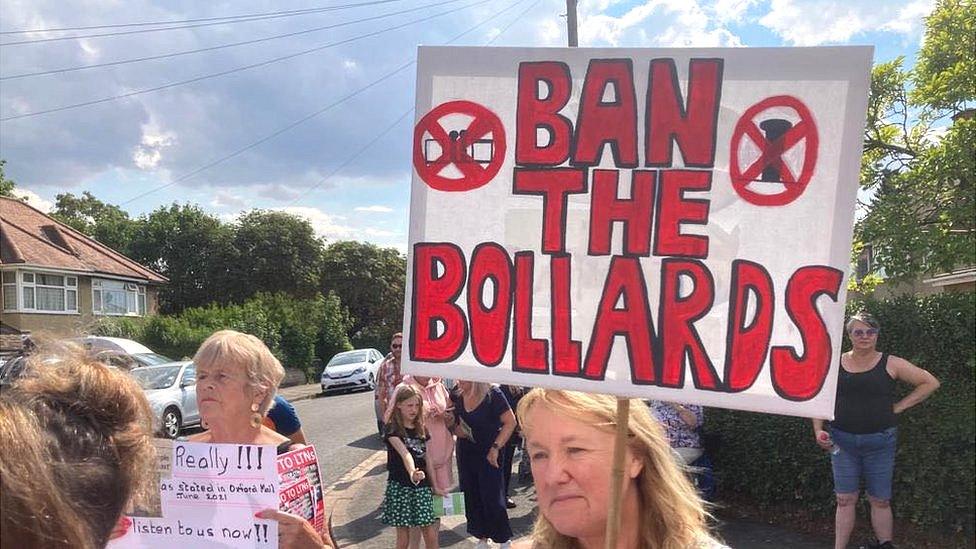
[381,425,436,527]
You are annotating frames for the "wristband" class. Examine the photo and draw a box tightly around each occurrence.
[491,442,500,450]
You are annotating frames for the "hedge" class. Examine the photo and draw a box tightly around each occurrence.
[706,292,975,535]
[91,291,354,381]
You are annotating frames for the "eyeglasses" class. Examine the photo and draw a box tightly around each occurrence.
[391,343,402,349]
[850,328,879,337]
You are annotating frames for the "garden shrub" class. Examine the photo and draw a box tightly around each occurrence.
[706,292,975,535]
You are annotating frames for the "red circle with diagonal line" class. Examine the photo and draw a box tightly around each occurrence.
[413,100,506,192]
[729,95,819,206]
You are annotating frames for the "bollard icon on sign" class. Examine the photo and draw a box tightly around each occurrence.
[413,100,507,192]
[729,95,820,207]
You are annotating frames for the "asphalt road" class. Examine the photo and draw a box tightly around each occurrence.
[292,389,384,488]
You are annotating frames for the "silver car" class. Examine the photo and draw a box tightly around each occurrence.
[130,361,201,438]
[320,349,383,394]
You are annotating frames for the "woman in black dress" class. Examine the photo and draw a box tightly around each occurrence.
[451,381,517,549]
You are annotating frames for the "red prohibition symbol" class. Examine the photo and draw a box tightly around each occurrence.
[729,95,819,206]
[413,100,507,192]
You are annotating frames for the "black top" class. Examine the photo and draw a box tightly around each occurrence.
[384,425,430,487]
[450,386,512,454]
[833,353,897,434]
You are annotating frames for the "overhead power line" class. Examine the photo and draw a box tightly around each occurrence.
[283,108,415,208]
[0,0,492,122]
[285,0,537,205]
[486,0,542,45]
[0,0,408,45]
[117,0,531,206]
[118,61,416,206]
[2,0,469,81]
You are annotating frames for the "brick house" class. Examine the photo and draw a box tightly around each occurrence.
[0,196,166,352]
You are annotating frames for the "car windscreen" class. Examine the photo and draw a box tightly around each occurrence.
[134,353,176,366]
[327,351,369,367]
[130,366,182,390]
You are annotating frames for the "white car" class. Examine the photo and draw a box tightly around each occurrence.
[129,361,201,438]
[320,348,384,394]
[70,336,174,369]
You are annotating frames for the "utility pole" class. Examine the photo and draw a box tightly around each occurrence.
[566,0,578,47]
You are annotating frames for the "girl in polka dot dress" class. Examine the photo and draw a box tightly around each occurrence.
[382,384,439,548]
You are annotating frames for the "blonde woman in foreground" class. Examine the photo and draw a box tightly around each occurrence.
[512,389,727,549]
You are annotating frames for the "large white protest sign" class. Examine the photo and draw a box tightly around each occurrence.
[110,442,278,548]
[403,46,873,419]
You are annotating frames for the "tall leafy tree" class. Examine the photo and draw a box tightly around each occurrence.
[0,160,17,198]
[50,191,137,253]
[320,240,406,349]
[128,204,237,313]
[229,210,324,302]
[856,0,975,281]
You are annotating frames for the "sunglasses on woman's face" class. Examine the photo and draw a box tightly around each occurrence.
[391,343,402,349]
[850,328,879,337]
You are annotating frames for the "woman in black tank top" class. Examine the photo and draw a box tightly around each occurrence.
[810,313,940,549]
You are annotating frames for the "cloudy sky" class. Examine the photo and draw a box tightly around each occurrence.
[0,0,933,251]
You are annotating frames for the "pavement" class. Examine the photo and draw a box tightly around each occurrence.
[279,383,831,548]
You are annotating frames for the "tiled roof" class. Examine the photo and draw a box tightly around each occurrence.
[0,196,166,283]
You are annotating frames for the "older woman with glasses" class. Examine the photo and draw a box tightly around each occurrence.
[812,312,940,549]
[190,330,337,549]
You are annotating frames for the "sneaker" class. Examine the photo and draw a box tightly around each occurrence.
[474,540,490,549]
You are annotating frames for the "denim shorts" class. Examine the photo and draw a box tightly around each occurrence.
[830,426,897,500]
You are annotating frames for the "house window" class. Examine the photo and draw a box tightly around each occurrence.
[18,271,78,313]
[1,271,15,310]
[93,279,147,316]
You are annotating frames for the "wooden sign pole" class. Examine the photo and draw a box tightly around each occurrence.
[604,397,630,549]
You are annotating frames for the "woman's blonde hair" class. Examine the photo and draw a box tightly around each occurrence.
[517,389,718,549]
[460,380,491,403]
[193,330,285,414]
[0,344,156,549]
[387,383,427,439]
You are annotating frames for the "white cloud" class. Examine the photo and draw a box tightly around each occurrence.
[210,190,248,210]
[133,123,176,170]
[257,183,303,202]
[363,227,399,237]
[538,18,563,45]
[881,0,933,34]
[12,187,53,212]
[711,0,762,22]
[579,0,744,47]
[354,205,393,213]
[758,0,934,46]
[274,206,355,241]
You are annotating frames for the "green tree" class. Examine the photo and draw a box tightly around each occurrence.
[50,191,137,253]
[128,204,237,313]
[0,160,16,198]
[856,0,975,281]
[320,240,405,349]
[229,210,324,302]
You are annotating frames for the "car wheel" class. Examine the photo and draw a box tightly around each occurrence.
[162,408,182,439]
[367,372,376,391]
